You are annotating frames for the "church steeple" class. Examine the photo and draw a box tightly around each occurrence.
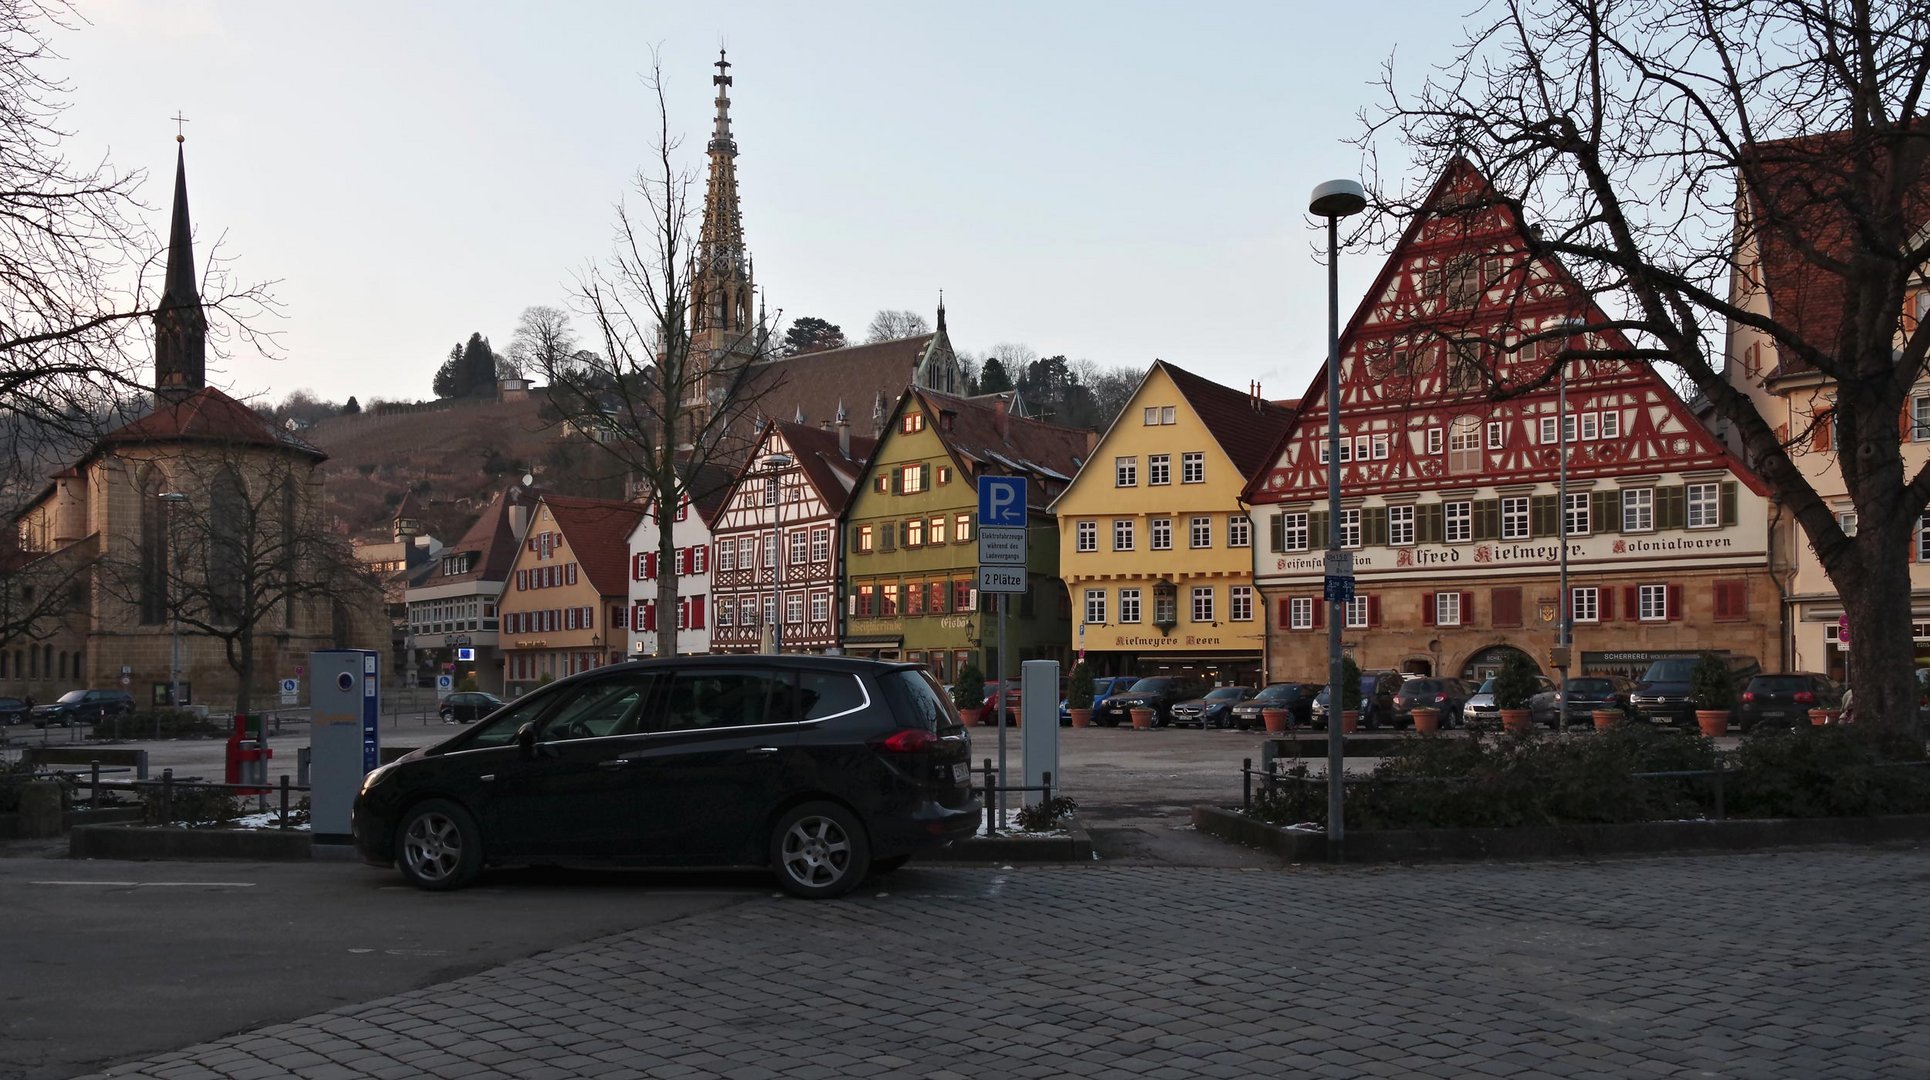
[154,135,207,401]
[691,49,754,362]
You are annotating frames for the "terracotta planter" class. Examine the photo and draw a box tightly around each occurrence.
[1696,709,1730,737]
[1411,707,1441,734]
[1261,708,1290,734]
[1809,708,1836,727]
[958,707,985,728]
[1130,707,1156,730]
[1340,710,1359,734]
[1069,708,1092,728]
[1500,708,1534,734]
[1592,709,1622,731]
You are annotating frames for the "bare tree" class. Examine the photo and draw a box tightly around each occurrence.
[1363,0,1930,731]
[864,309,931,343]
[534,59,781,658]
[506,304,576,380]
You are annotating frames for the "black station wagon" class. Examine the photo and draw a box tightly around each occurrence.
[354,656,979,898]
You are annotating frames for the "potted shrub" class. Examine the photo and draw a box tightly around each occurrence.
[1339,657,1364,733]
[1494,652,1540,735]
[1067,662,1095,728]
[1130,705,1157,729]
[1411,704,1442,733]
[1592,706,1622,730]
[1262,703,1292,733]
[1690,652,1734,736]
[952,665,987,727]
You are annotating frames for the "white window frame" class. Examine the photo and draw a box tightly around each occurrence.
[785,591,805,625]
[1190,516,1213,549]
[1119,588,1142,623]
[1572,586,1599,623]
[1388,505,1415,546]
[1600,411,1621,439]
[1191,586,1214,623]
[1345,595,1369,629]
[1143,406,1159,426]
[1290,597,1313,630]
[1920,514,1930,562]
[1486,421,1504,449]
[1339,508,1361,549]
[1426,427,1444,455]
[1084,589,1107,625]
[1230,585,1253,622]
[811,528,830,563]
[1150,518,1173,551]
[1622,488,1654,532]
[1113,519,1135,551]
[1445,501,1472,543]
[1638,583,1668,621]
[1075,520,1098,552]
[1284,512,1310,552]
[1838,511,1859,537]
[1162,406,1176,424]
[1371,435,1389,460]
[1501,496,1529,540]
[1539,416,1558,444]
[717,539,736,572]
[1228,515,1251,548]
[1115,456,1137,487]
[1564,492,1591,536]
[1686,483,1720,529]
[1148,454,1171,485]
[810,591,831,623]
[1914,397,1930,441]
[1182,452,1205,484]
[1435,591,1462,627]
[1579,413,1599,440]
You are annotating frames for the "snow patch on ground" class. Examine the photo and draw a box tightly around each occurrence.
[974,808,1070,838]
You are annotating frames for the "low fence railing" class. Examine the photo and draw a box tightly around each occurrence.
[971,758,1054,836]
[24,764,309,830]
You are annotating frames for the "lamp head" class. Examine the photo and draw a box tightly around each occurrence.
[1309,179,1367,219]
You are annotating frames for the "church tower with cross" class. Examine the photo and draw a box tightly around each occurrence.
[153,124,207,401]
[687,51,758,400]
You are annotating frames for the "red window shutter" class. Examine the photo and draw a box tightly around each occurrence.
[1422,593,1436,626]
[692,595,706,629]
[1814,411,1833,452]
[1461,591,1475,625]
[1623,586,1639,621]
[645,552,658,579]
[1278,598,1293,628]
[1599,587,1615,621]
[1667,583,1685,621]
[643,602,657,632]
[1312,599,1325,629]
[1368,595,1381,627]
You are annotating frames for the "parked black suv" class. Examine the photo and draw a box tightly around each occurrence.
[353,656,979,898]
[31,689,135,728]
[1096,676,1208,727]
[1630,655,1761,726]
[1230,682,1322,730]
[1737,672,1844,732]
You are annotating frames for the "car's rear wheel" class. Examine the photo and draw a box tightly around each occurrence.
[772,802,869,899]
[395,799,482,891]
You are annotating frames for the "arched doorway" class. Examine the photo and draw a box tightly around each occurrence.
[1400,657,1433,676]
[1460,644,1541,684]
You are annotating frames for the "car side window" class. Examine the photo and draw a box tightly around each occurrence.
[800,671,866,720]
[462,693,560,750]
[541,673,659,742]
[653,669,789,732]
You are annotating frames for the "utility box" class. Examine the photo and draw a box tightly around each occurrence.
[1019,659,1061,808]
[309,649,380,843]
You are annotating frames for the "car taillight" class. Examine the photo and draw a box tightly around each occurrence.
[872,728,937,754]
[1434,693,1447,703]
[1793,691,1816,705]
[1741,691,1755,703]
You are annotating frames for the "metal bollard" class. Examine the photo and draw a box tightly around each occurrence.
[1714,761,1726,820]
[983,758,997,836]
[160,768,174,824]
[279,774,291,830]
[1243,757,1253,810]
[1042,770,1052,808]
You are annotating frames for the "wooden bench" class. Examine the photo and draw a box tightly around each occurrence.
[20,746,150,780]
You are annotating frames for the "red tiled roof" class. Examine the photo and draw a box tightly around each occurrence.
[1741,130,1930,380]
[773,419,876,516]
[100,387,325,459]
[913,387,1091,509]
[427,487,542,587]
[1158,361,1298,480]
[540,494,647,597]
[741,334,935,434]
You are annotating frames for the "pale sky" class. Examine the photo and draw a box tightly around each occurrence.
[58,1,1476,410]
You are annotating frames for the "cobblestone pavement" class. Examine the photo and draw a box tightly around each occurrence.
[84,850,1929,1079]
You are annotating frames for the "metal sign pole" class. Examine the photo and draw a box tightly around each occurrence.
[997,591,1008,828]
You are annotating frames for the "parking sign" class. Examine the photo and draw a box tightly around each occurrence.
[978,476,1027,528]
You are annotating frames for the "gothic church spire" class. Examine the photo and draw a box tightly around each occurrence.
[691,49,755,362]
[154,135,207,400]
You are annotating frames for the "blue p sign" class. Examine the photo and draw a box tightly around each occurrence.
[978,476,1027,527]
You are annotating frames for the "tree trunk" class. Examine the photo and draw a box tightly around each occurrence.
[235,626,255,719]
[1836,522,1919,738]
[656,524,679,659]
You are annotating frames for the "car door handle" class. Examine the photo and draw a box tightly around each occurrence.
[596,758,636,770]
[744,747,781,757]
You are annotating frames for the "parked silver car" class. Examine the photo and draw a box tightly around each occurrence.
[1462,675,1556,726]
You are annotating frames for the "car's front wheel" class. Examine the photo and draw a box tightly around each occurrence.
[395,799,483,891]
[871,854,911,875]
[771,802,870,899]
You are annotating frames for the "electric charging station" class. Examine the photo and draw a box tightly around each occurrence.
[1020,659,1060,807]
[309,649,379,843]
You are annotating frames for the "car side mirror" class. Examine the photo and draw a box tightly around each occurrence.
[515,722,537,759]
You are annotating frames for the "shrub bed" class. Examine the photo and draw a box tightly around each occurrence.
[1249,724,1930,830]
[88,709,225,741]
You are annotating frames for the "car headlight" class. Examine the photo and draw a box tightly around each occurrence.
[359,761,398,795]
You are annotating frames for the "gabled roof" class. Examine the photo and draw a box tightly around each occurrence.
[901,387,1091,510]
[100,387,325,460]
[1738,130,1930,381]
[1159,361,1298,479]
[423,487,540,587]
[742,334,936,432]
[772,419,877,516]
[538,494,648,596]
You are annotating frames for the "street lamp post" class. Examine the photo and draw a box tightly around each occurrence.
[1555,318,1585,732]
[1310,178,1366,858]
[763,452,794,654]
[156,492,189,708]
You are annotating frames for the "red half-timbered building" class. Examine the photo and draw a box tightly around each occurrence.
[1246,159,1779,685]
[709,419,875,654]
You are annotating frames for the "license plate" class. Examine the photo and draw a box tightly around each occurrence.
[951,762,968,784]
[1760,711,1785,720]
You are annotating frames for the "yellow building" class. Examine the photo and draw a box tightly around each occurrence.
[1052,361,1296,685]
[498,495,644,697]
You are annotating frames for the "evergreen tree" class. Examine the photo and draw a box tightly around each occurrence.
[977,356,1014,395]
[459,333,497,396]
[781,316,846,356]
[432,343,461,398]
[341,396,361,415]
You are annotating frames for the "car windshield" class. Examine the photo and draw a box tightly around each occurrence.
[1748,676,1816,693]
[1205,687,1245,701]
[1642,660,1696,682]
[56,690,86,704]
[1475,679,1495,694]
[1567,679,1614,694]
[1253,684,1294,700]
[1128,678,1173,693]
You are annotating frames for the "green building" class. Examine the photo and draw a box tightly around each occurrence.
[841,388,1091,685]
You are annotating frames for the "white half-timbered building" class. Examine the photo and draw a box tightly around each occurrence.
[709,418,875,654]
[1245,159,1779,685]
[624,464,732,658]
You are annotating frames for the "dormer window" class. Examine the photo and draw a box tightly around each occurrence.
[901,412,925,434]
